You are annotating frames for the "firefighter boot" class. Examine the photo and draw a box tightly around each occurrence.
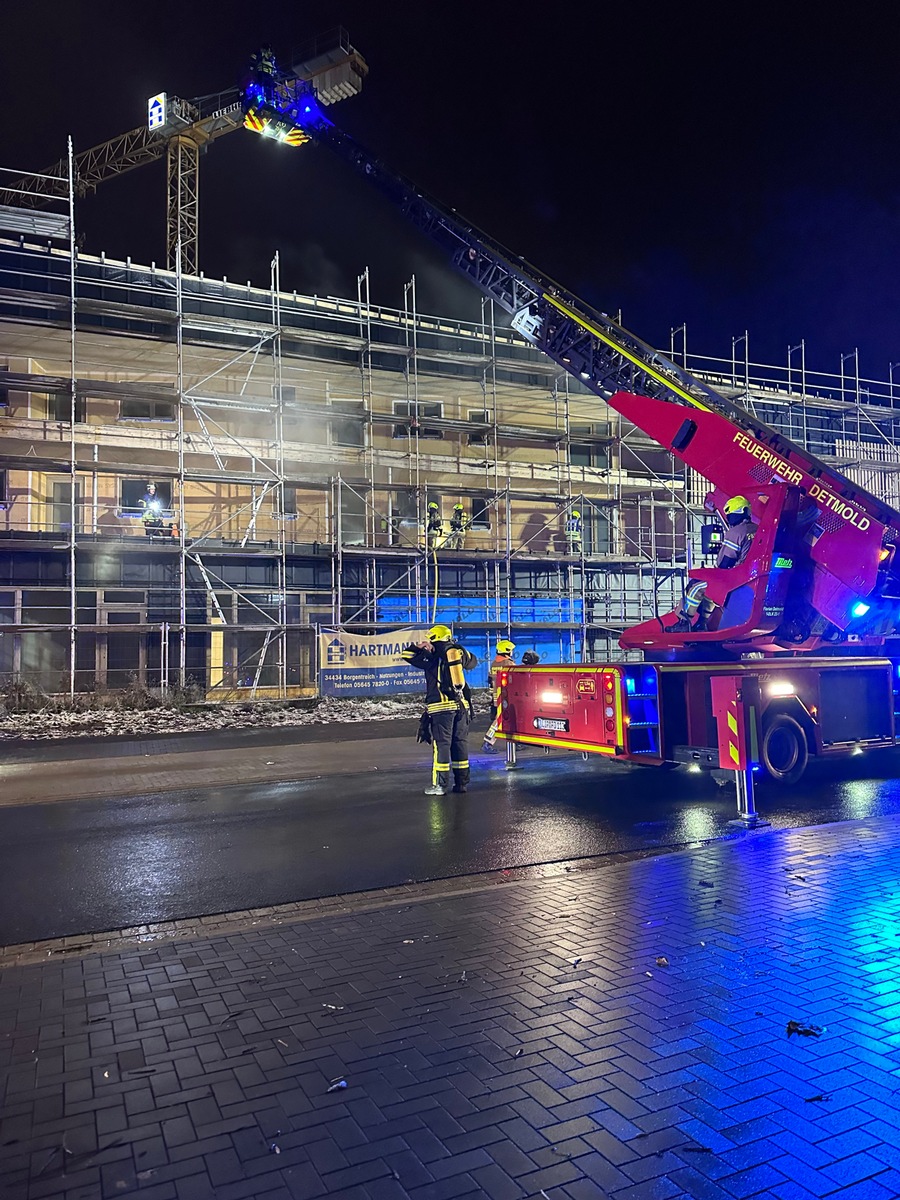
[424,771,450,797]
[670,611,695,633]
[452,768,470,794]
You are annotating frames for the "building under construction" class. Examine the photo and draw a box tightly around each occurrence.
[3,227,900,699]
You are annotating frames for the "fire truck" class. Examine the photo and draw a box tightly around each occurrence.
[246,58,900,794]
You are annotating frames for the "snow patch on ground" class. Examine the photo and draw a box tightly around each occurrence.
[0,693,436,742]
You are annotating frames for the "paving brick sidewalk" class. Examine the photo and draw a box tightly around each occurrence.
[3,817,900,1200]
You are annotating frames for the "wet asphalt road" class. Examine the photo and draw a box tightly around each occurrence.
[4,742,900,945]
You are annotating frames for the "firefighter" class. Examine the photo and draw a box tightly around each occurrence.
[565,509,583,555]
[447,503,468,550]
[251,45,277,80]
[673,495,757,632]
[139,482,164,538]
[250,46,278,105]
[483,638,516,750]
[402,624,477,795]
[425,501,443,550]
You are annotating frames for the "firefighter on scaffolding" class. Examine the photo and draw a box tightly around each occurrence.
[565,508,583,555]
[140,482,164,538]
[446,503,468,550]
[672,495,757,632]
[425,501,443,550]
[403,625,477,795]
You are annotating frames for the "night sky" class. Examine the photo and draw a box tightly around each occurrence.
[4,2,900,381]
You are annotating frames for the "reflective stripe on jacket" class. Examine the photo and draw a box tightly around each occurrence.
[716,519,755,567]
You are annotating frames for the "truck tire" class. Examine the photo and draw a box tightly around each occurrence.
[761,714,808,784]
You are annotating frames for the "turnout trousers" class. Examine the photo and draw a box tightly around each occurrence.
[681,578,715,623]
[430,706,470,792]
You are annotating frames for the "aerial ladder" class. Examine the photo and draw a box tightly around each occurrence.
[245,63,900,660]
[244,59,900,790]
[0,30,367,275]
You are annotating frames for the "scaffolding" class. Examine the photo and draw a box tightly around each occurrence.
[4,196,900,695]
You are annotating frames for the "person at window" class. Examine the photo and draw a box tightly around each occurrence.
[140,482,164,538]
[672,495,757,632]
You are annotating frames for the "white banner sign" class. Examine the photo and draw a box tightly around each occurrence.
[318,627,424,696]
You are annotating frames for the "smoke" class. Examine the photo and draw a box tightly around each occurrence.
[224,235,346,298]
[393,248,484,323]
[283,241,349,299]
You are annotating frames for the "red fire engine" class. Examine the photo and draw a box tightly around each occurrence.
[494,389,900,792]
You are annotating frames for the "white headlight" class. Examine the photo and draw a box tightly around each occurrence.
[541,691,564,703]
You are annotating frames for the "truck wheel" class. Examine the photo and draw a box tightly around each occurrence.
[761,714,808,784]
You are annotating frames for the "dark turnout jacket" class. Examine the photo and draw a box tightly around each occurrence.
[717,518,756,567]
[402,641,477,714]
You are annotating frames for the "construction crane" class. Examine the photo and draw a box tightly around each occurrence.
[0,29,367,276]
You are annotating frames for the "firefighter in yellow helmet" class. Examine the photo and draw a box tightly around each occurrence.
[672,495,757,632]
[402,624,478,794]
[425,501,443,551]
[483,638,516,750]
[447,502,468,550]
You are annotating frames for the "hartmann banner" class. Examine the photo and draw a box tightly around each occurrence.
[318,627,424,696]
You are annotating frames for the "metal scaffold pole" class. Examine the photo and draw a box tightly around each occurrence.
[403,277,420,497]
[788,340,809,445]
[335,476,344,626]
[67,136,76,699]
[358,267,375,545]
[504,487,512,636]
[325,484,335,625]
[176,241,187,687]
[272,251,287,697]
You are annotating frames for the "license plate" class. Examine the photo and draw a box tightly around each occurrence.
[534,717,569,732]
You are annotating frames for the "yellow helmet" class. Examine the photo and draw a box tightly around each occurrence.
[572,510,581,519]
[496,639,516,656]
[454,503,465,510]
[724,495,750,516]
[428,501,439,510]
[427,623,452,642]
